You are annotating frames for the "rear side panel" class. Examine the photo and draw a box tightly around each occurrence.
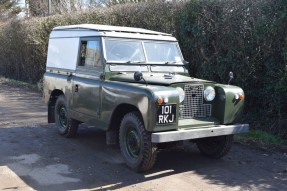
[46,37,79,71]
[44,72,65,103]
[43,72,73,107]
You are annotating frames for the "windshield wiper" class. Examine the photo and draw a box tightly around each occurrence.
[126,61,145,64]
[165,61,177,65]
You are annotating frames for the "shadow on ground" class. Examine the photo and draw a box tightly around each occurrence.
[0,125,286,191]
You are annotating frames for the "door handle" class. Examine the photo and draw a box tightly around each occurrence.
[100,73,105,80]
[67,73,73,82]
[75,84,79,92]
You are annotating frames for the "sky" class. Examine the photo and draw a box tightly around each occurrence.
[19,0,25,7]
[17,0,25,17]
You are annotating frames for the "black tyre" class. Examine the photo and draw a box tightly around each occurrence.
[196,135,233,158]
[119,112,157,172]
[55,95,79,138]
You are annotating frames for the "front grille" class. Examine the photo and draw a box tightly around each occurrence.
[179,84,211,119]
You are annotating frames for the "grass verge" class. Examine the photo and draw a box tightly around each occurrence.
[235,129,287,152]
[0,76,42,92]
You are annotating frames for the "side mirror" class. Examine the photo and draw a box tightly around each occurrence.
[183,60,189,69]
[228,71,234,85]
[134,71,147,86]
[134,71,143,81]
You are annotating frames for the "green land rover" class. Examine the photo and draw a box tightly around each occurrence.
[43,24,249,172]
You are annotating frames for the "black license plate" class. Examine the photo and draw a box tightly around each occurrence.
[157,104,176,124]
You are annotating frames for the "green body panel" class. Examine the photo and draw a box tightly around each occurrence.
[71,73,103,117]
[213,85,244,124]
[99,81,180,132]
[44,69,245,132]
[108,72,210,85]
[43,72,73,107]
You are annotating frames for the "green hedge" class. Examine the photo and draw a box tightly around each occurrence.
[0,0,286,137]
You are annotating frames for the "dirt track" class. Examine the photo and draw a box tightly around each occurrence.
[0,81,286,191]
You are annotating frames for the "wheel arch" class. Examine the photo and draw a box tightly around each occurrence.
[109,103,143,131]
[48,89,64,123]
[106,103,143,145]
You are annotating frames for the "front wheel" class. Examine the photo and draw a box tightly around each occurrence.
[55,95,79,138]
[196,135,233,158]
[119,112,157,172]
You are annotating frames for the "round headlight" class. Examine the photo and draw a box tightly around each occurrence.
[204,86,215,101]
[176,87,185,103]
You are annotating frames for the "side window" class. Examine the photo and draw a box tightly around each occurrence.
[79,42,87,66]
[79,39,102,70]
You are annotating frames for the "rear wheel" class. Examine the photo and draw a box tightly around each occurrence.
[196,135,233,158]
[119,112,157,172]
[55,95,79,138]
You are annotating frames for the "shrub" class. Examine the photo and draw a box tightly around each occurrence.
[0,0,286,138]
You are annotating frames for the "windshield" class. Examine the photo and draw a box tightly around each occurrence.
[105,39,146,62]
[105,38,182,64]
[144,42,181,63]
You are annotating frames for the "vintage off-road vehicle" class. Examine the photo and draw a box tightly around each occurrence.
[44,24,249,172]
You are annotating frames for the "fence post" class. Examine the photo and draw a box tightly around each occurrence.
[48,0,52,15]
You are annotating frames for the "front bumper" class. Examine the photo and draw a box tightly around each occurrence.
[151,124,249,143]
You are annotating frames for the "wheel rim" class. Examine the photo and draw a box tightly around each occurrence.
[57,104,68,129]
[126,126,141,159]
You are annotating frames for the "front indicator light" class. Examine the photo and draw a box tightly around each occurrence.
[157,97,164,104]
[157,97,169,104]
[164,97,169,103]
[235,92,244,100]
[239,93,244,100]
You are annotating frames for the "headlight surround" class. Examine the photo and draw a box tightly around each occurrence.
[204,86,216,101]
[176,87,185,103]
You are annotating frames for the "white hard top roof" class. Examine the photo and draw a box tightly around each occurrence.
[53,24,172,36]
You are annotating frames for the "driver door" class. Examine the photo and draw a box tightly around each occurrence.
[71,38,103,118]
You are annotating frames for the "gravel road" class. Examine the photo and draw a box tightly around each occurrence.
[0,81,286,191]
